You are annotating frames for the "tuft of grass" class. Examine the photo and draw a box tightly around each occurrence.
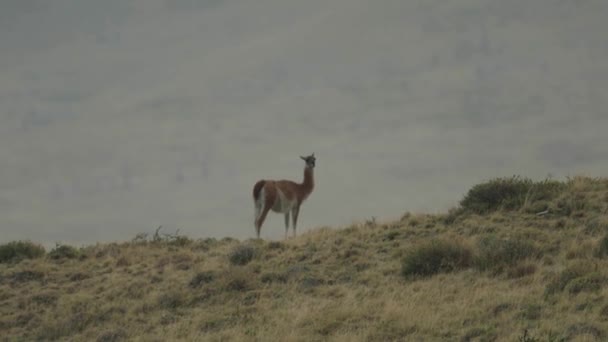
[9,270,45,283]
[441,207,464,225]
[564,322,604,340]
[48,244,81,260]
[565,272,605,294]
[474,235,539,274]
[267,241,285,250]
[96,329,128,342]
[506,262,537,279]
[189,271,215,288]
[0,241,45,263]
[599,304,608,319]
[519,304,542,320]
[132,226,193,247]
[461,326,497,342]
[401,238,472,277]
[157,290,187,310]
[595,233,608,258]
[31,292,59,306]
[229,244,257,266]
[517,329,541,342]
[260,272,288,284]
[544,263,600,297]
[221,267,256,292]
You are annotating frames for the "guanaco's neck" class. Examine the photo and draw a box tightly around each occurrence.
[300,166,314,199]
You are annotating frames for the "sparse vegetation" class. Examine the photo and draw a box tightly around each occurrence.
[131,226,192,247]
[544,262,599,297]
[228,243,257,265]
[596,233,608,258]
[459,175,564,214]
[189,271,215,288]
[474,235,539,274]
[48,243,81,260]
[401,238,472,277]
[0,240,45,263]
[1,176,608,341]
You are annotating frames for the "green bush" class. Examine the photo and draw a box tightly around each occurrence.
[401,239,472,277]
[460,176,564,214]
[0,241,45,263]
[460,176,531,214]
[228,244,257,266]
[48,244,80,260]
[474,235,539,274]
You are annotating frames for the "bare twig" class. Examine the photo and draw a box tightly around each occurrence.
[536,210,549,216]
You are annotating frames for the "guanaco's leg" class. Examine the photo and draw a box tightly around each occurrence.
[284,212,290,240]
[255,203,272,239]
[254,201,261,226]
[292,206,300,238]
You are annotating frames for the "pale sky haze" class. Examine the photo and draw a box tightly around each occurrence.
[1,0,607,246]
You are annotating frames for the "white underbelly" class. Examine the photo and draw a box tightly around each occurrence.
[272,188,296,213]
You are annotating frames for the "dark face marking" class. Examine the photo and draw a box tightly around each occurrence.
[300,153,316,168]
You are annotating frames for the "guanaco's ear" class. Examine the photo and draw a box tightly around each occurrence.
[312,152,315,157]
[300,156,306,160]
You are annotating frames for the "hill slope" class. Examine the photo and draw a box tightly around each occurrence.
[1,176,608,341]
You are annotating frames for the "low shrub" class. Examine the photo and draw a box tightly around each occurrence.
[544,263,598,297]
[474,235,539,274]
[229,244,257,266]
[96,329,128,342]
[565,273,605,294]
[48,244,80,260]
[260,272,288,284]
[157,291,186,310]
[401,238,472,277]
[517,329,541,342]
[0,241,45,263]
[595,233,608,258]
[442,207,464,225]
[460,176,564,214]
[267,241,285,250]
[189,271,215,288]
[518,305,542,321]
[221,268,256,292]
[506,262,537,279]
[132,226,193,246]
[460,176,532,214]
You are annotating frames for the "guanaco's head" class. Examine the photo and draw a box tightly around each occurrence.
[300,153,316,169]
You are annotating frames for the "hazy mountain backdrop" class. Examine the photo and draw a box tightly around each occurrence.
[1,0,607,246]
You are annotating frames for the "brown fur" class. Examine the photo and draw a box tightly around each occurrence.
[253,180,266,200]
[253,163,314,239]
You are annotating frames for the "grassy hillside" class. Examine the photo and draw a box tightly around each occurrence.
[1,176,608,341]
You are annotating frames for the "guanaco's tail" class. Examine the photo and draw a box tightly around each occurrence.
[253,180,266,227]
[253,180,266,201]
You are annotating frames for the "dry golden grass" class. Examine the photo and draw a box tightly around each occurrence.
[1,176,608,341]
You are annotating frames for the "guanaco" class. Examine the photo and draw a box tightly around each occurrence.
[252,153,316,239]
